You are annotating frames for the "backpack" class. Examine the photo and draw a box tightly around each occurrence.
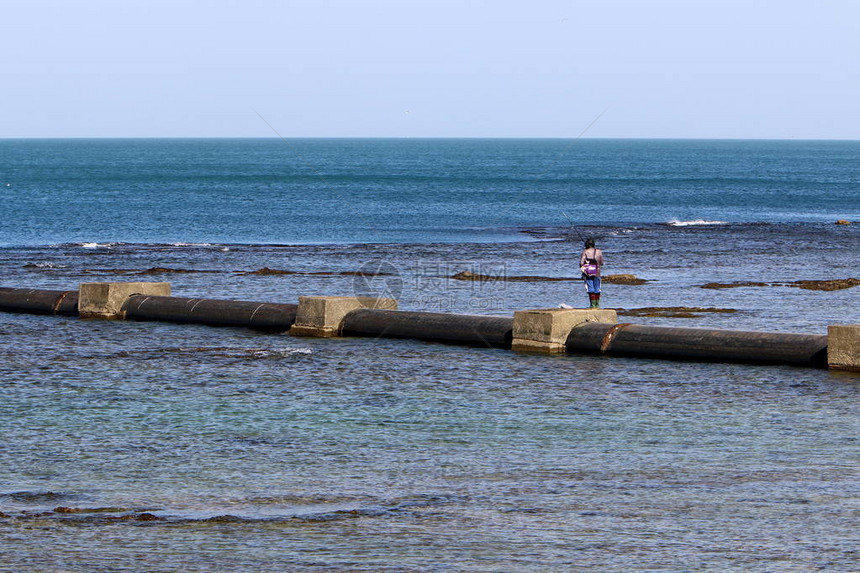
[581,248,599,276]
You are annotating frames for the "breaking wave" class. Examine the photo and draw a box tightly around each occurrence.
[665,219,728,227]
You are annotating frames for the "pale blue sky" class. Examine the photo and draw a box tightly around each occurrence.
[3,0,858,139]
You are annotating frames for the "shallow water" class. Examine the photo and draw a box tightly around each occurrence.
[3,220,858,332]
[2,230,859,571]
[1,139,859,571]
[1,316,858,571]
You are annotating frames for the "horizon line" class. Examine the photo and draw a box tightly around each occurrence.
[2,135,859,142]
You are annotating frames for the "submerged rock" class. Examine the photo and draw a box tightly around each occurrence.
[82,267,221,274]
[792,278,860,291]
[701,278,859,291]
[139,267,220,274]
[239,268,392,277]
[107,512,162,522]
[240,267,295,275]
[205,514,246,523]
[619,306,738,318]
[451,270,500,281]
[451,270,573,282]
[603,274,649,285]
[53,506,130,514]
[700,281,770,289]
[338,270,393,277]
[451,271,650,284]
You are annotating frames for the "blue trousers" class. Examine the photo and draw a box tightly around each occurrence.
[583,275,601,294]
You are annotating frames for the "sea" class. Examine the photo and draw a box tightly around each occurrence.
[0,138,858,572]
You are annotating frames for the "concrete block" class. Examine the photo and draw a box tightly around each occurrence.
[79,282,171,319]
[512,308,617,353]
[828,325,860,371]
[290,296,398,337]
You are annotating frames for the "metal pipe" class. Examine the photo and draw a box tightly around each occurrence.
[341,309,513,348]
[122,295,297,331]
[0,287,79,316]
[567,322,828,367]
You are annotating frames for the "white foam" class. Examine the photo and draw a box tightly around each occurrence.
[666,219,727,227]
[252,348,313,359]
[78,242,115,249]
[607,228,636,236]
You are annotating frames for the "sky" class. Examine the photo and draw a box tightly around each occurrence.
[2,0,859,139]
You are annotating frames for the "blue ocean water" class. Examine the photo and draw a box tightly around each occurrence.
[1,138,858,246]
[1,139,859,571]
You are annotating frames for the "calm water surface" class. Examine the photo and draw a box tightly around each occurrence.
[1,139,858,571]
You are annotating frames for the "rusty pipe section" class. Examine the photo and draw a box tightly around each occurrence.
[341,308,514,348]
[567,322,828,367]
[0,287,79,316]
[122,295,297,331]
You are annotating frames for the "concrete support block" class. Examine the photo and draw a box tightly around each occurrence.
[512,308,617,353]
[290,296,398,337]
[828,325,860,372]
[79,282,171,319]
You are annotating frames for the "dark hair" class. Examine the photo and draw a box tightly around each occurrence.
[584,238,595,249]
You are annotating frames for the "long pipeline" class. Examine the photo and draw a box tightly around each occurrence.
[567,322,828,367]
[341,308,514,348]
[0,286,834,367]
[0,287,79,316]
[122,294,297,330]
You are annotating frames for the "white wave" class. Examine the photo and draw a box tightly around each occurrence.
[171,242,214,247]
[666,219,727,227]
[252,348,313,359]
[78,242,116,249]
[607,228,637,236]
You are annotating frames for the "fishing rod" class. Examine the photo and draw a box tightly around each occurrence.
[561,210,587,243]
[557,108,608,245]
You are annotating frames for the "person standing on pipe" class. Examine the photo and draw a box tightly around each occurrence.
[580,238,604,308]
